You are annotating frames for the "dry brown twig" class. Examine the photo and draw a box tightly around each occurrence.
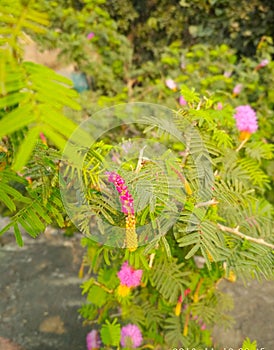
[217,223,274,250]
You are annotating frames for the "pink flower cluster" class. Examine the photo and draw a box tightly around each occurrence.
[223,71,232,78]
[117,261,143,288]
[106,171,134,215]
[86,329,101,350]
[39,132,47,145]
[87,32,95,40]
[256,59,269,70]
[216,102,223,110]
[179,95,187,106]
[259,59,269,67]
[192,315,206,330]
[233,83,243,96]
[233,105,258,133]
[165,78,177,90]
[184,288,191,296]
[86,324,142,349]
[121,324,143,348]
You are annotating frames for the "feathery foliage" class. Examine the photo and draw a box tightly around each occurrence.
[0,0,83,242]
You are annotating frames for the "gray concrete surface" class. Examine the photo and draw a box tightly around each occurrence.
[213,279,274,349]
[0,227,89,350]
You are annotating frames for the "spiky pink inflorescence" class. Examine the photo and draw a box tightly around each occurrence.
[106,171,137,251]
[121,324,143,348]
[233,105,258,133]
[106,172,134,215]
[86,330,101,350]
[117,261,143,288]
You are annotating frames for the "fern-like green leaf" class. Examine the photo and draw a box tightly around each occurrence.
[100,319,121,347]
[238,158,270,188]
[180,84,200,104]
[149,255,189,303]
[87,284,108,307]
[164,315,186,347]
[13,126,41,171]
[241,337,257,350]
[245,141,274,161]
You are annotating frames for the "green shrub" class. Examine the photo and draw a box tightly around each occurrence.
[0,1,273,349]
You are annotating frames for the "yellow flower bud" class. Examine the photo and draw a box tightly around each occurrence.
[226,270,237,283]
[175,302,182,316]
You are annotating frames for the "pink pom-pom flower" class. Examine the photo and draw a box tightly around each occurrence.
[121,324,143,348]
[179,95,187,106]
[87,32,95,40]
[86,330,101,350]
[259,59,269,67]
[165,78,177,91]
[232,83,243,96]
[234,105,258,139]
[216,102,223,110]
[255,59,269,70]
[117,261,143,288]
[223,71,232,78]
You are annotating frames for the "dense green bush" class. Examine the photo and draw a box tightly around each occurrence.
[36,0,274,63]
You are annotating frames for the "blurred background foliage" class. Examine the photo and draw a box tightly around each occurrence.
[33,0,274,94]
[36,0,274,61]
[30,0,274,202]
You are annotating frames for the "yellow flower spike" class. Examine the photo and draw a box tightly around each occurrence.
[192,278,204,303]
[170,166,192,195]
[126,214,138,252]
[183,324,188,337]
[175,302,182,316]
[207,250,214,262]
[183,312,190,336]
[193,293,199,303]
[183,178,192,195]
[175,295,183,316]
[78,260,85,279]
[117,284,131,297]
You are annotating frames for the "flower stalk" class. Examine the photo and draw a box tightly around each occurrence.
[106,171,138,251]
